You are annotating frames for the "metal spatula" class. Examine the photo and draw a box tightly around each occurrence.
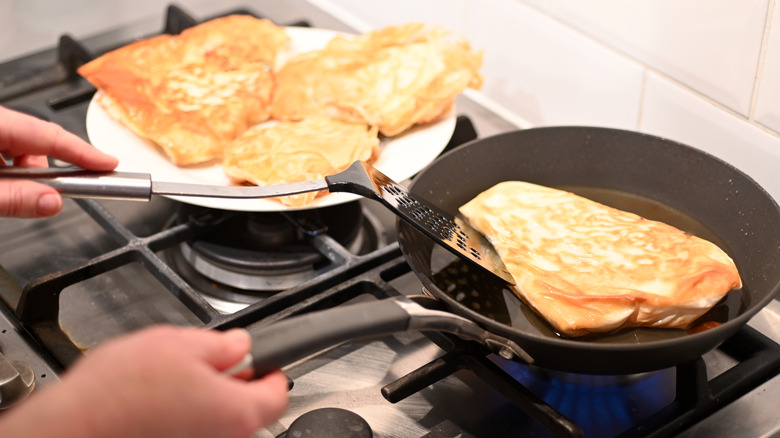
[0,161,515,284]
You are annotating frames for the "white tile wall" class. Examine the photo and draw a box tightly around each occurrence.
[546,0,769,117]
[310,0,646,128]
[308,0,780,202]
[642,72,780,202]
[755,2,780,132]
[463,0,644,128]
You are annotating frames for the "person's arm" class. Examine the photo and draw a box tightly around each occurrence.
[0,325,289,438]
[0,106,118,217]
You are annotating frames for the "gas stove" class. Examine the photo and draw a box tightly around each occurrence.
[2,2,780,437]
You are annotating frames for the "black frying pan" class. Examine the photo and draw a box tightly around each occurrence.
[243,127,780,376]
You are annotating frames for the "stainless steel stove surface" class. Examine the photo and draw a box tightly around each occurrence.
[2,2,780,437]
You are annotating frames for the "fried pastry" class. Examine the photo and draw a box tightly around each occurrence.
[78,15,290,165]
[459,181,742,337]
[271,23,483,137]
[222,117,379,207]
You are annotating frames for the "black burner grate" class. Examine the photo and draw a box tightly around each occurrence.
[379,322,780,438]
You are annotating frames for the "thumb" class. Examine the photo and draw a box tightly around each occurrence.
[0,181,62,217]
[186,328,252,371]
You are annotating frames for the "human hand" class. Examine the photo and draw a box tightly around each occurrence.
[0,105,118,217]
[0,325,289,438]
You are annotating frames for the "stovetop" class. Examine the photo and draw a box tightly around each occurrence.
[2,2,780,437]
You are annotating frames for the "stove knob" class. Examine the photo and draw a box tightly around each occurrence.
[0,352,35,409]
[279,407,372,438]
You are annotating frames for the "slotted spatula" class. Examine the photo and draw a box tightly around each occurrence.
[0,161,515,284]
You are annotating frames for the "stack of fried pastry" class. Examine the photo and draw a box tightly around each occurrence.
[79,16,483,206]
[460,181,742,337]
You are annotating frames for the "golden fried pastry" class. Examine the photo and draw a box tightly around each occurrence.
[222,117,379,207]
[78,15,290,165]
[460,181,742,337]
[271,23,483,137]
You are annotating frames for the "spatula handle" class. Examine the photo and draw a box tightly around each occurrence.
[0,167,152,201]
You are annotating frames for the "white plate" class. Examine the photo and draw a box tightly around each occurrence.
[85,26,456,212]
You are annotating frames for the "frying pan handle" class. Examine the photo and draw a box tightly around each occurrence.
[237,296,534,378]
[245,298,414,377]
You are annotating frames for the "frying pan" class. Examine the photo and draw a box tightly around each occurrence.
[238,126,780,376]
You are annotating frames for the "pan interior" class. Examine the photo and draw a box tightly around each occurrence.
[414,184,749,345]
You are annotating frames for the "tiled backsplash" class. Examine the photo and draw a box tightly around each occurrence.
[308,0,780,203]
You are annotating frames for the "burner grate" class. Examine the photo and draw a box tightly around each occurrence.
[378,323,780,438]
[1,5,199,104]
[619,326,780,438]
[13,196,406,368]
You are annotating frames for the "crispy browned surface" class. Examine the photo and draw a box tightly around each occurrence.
[271,23,483,137]
[460,181,742,337]
[78,15,290,166]
[223,117,379,207]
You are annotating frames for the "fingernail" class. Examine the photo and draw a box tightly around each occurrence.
[37,193,62,216]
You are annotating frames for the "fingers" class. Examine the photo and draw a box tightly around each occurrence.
[178,327,290,424]
[242,370,290,426]
[171,327,253,371]
[188,327,290,422]
[13,154,49,168]
[152,326,290,427]
[0,106,117,218]
[0,180,63,217]
[0,106,118,171]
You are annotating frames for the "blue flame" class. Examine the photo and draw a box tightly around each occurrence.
[496,357,676,437]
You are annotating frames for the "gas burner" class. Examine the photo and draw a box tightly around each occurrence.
[165,201,387,311]
[497,359,676,437]
[0,353,36,410]
[277,408,372,438]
